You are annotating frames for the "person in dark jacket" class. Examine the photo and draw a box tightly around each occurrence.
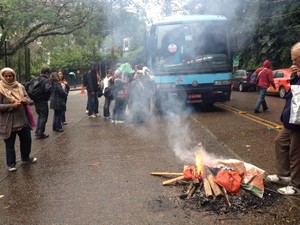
[86,64,99,117]
[58,69,70,125]
[34,67,52,139]
[267,42,300,195]
[254,59,276,113]
[49,72,68,132]
[128,69,152,124]
[0,67,37,172]
[111,73,128,123]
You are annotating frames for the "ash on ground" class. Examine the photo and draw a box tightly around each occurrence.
[179,181,280,214]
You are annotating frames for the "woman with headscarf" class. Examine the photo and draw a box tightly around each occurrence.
[0,67,37,172]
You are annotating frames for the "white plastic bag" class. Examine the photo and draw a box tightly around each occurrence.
[289,85,300,125]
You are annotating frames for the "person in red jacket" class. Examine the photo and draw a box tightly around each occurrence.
[254,59,276,113]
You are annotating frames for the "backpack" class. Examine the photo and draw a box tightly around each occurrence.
[25,77,43,101]
[250,68,266,84]
[249,72,258,84]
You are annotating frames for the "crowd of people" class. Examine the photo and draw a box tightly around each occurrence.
[83,62,153,124]
[0,62,152,172]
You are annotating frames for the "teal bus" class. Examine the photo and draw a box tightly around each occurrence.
[145,15,233,111]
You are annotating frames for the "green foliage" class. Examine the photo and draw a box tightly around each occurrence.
[2,0,300,75]
[121,47,144,66]
[234,0,300,69]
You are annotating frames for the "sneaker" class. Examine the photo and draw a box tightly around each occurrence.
[254,110,261,114]
[8,165,17,172]
[263,107,269,112]
[117,120,124,124]
[22,157,37,164]
[111,120,115,124]
[54,129,64,132]
[89,114,97,118]
[36,134,49,139]
[85,110,89,114]
[266,174,291,184]
[62,122,67,125]
[277,186,300,195]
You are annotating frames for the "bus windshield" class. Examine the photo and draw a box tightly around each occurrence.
[152,21,231,74]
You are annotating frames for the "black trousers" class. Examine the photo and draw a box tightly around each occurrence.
[34,100,49,135]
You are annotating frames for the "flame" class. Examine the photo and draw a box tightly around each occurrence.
[195,152,203,176]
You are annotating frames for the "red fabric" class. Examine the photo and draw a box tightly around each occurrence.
[183,166,202,179]
[214,170,242,194]
[255,60,275,89]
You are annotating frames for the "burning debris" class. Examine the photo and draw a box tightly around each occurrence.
[151,145,279,214]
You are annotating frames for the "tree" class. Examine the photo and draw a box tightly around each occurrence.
[0,0,100,59]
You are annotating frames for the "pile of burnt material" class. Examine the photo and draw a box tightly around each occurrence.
[180,181,279,214]
[151,158,279,214]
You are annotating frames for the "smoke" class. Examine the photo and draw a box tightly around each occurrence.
[165,110,218,166]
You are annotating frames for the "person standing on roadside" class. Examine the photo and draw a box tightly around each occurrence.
[50,72,68,132]
[267,42,300,195]
[34,67,52,139]
[86,64,99,117]
[58,69,70,125]
[254,59,276,113]
[0,67,37,172]
[111,72,128,124]
[103,70,114,120]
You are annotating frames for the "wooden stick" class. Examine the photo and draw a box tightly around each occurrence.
[221,187,231,207]
[162,175,185,186]
[187,179,200,198]
[203,177,213,197]
[206,173,223,197]
[186,181,195,194]
[151,172,183,177]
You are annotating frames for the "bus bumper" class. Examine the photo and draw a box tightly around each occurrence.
[155,85,231,104]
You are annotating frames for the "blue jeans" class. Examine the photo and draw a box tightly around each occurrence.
[53,109,63,131]
[103,97,112,118]
[112,99,126,121]
[255,87,268,111]
[87,92,99,115]
[4,126,32,166]
[34,100,49,135]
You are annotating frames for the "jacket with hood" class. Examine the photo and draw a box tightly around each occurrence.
[255,60,276,89]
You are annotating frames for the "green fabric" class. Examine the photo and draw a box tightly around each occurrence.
[119,63,134,74]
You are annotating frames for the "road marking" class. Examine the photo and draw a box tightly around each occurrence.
[215,103,283,131]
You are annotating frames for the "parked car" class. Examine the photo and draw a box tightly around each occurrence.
[232,69,256,92]
[267,68,292,98]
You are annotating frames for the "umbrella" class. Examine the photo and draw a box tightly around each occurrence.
[68,72,76,78]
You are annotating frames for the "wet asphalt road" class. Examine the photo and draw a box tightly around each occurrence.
[0,89,299,225]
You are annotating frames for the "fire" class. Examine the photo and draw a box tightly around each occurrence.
[183,152,204,179]
[195,152,203,176]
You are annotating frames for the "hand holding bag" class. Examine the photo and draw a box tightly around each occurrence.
[289,85,300,124]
